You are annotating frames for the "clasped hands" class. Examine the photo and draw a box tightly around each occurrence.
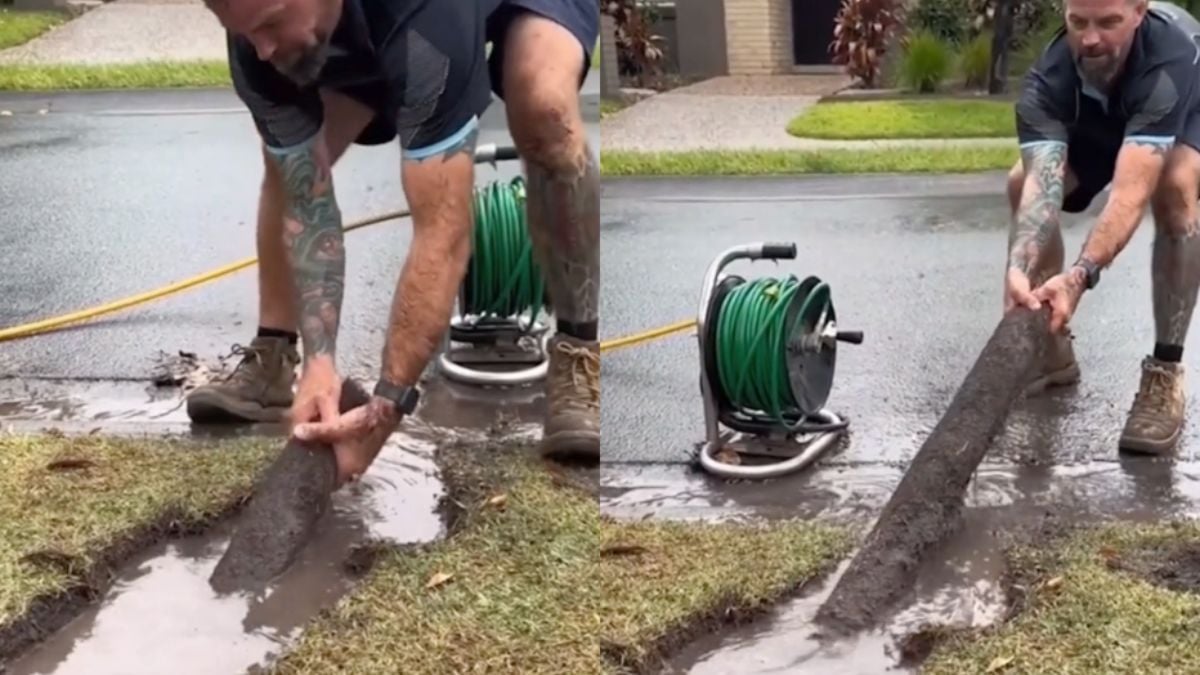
[1005,265,1087,335]
[285,358,403,487]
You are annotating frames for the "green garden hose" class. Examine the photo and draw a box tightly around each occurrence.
[715,276,831,426]
[464,177,546,327]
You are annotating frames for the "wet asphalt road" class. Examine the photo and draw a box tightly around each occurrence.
[600,174,1200,468]
[0,75,599,384]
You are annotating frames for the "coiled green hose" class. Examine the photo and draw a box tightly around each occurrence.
[465,177,546,325]
[715,276,831,424]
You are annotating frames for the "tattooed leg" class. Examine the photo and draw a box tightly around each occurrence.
[1150,146,1200,360]
[266,134,346,365]
[501,14,599,340]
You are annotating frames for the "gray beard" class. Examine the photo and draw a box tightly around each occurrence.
[277,43,331,87]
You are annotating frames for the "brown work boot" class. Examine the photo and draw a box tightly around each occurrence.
[186,336,299,424]
[1024,330,1081,396]
[541,334,599,463]
[1119,356,1186,455]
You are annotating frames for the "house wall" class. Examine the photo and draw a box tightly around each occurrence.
[723,0,793,74]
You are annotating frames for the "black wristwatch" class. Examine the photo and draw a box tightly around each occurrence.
[1072,255,1101,290]
[373,379,420,417]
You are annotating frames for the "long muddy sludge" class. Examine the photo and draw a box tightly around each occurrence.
[5,429,442,675]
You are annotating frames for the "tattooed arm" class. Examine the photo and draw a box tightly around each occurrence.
[1009,142,1068,276]
[1075,140,1170,270]
[378,121,479,388]
[1076,62,1193,271]
[265,136,346,368]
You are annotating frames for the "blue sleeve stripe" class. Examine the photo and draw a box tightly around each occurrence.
[263,131,320,156]
[404,115,480,160]
[1019,140,1067,150]
[1124,134,1176,145]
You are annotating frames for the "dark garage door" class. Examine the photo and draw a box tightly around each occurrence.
[792,0,843,65]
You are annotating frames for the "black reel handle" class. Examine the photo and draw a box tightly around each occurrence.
[836,330,864,344]
[760,243,797,260]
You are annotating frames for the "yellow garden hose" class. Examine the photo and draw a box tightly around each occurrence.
[0,207,695,353]
[0,210,404,343]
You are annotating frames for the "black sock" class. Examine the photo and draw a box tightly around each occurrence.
[258,326,298,344]
[557,319,598,342]
[1154,342,1183,363]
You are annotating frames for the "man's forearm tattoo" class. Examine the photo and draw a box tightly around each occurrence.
[1152,216,1200,346]
[1010,143,1067,276]
[271,144,345,362]
[524,141,600,327]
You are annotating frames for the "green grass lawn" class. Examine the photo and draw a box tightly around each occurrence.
[0,9,65,50]
[601,146,1017,176]
[268,443,852,674]
[0,432,276,657]
[924,521,1200,674]
[787,100,1016,140]
[0,60,232,91]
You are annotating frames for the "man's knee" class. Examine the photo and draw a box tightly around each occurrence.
[1152,144,1200,231]
[501,15,586,166]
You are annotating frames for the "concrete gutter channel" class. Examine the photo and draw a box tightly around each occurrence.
[0,374,544,674]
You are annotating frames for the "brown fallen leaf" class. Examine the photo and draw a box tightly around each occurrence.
[485,494,508,510]
[1044,576,1063,591]
[46,458,95,472]
[714,447,741,465]
[426,572,454,590]
[601,544,648,558]
[985,655,1014,673]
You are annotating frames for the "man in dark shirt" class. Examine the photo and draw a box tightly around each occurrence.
[1006,0,1200,454]
[192,0,599,483]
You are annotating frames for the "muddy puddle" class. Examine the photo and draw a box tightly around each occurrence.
[3,430,440,675]
[605,457,1200,673]
[0,370,545,675]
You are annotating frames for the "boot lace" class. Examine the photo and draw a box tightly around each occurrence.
[1131,361,1176,419]
[555,341,600,410]
[220,343,270,384]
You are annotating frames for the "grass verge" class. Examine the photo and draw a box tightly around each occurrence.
[0,9,66,50]
[0,60,231,91]
[601,98,626,119]
[0,432,277,661]
[268,443,852,674]
[601,146,1017,176]
[787,100,1015,140]
[923,521,1200,674]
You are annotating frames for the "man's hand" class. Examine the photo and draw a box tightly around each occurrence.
[1005,266,1042,312]
[1031,267,1087,334]
[289,357,342,430]
[293,396,402,485]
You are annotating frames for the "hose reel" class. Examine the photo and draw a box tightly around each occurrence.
[437,174,552,387]
[696,242,863,479]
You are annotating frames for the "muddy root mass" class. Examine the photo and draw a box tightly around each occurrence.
[815,307,1050,634]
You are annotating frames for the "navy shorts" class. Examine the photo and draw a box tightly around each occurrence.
[485,0,599,100]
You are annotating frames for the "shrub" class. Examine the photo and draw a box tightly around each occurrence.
[829,0,904,88]
[960,31,992,89]
[911,0,972,45]
[899,31,954,93]
[1009,19,1062,76]
[601,0,665,87]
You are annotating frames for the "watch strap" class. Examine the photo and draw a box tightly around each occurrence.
[373,379,420,416]
[1073,256,1101,290]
